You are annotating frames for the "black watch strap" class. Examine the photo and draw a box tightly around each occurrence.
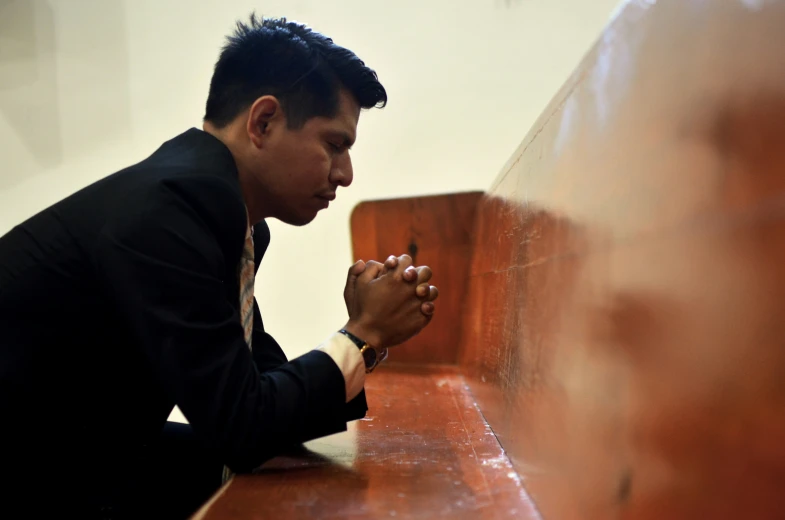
[338,329,365,349]
[338,329,388,373]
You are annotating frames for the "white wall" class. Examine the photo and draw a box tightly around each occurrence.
[0,0,619,363]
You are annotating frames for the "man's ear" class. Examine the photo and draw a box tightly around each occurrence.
[247,95,283,148]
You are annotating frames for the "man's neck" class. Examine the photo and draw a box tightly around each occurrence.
[202,121,267,225]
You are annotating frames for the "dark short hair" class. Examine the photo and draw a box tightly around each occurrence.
[205,14,387,129]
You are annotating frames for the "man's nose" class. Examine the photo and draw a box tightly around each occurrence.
[330,153,353,188]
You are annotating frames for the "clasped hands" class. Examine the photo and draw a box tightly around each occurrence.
[343,254,439,349]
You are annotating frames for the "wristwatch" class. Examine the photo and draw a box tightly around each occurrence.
[338,329,388,373]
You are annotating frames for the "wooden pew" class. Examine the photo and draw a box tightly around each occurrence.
[196,1,785,518]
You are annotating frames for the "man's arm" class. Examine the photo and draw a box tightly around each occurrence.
[251,299,368,421]
[93,178,356,472]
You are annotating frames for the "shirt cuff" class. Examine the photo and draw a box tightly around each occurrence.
[317,332,366,403]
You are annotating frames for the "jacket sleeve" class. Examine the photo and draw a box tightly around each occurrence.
[251,300,368,422]
[93,177,354,472]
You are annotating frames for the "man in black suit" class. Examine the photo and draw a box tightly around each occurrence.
[0,15,438,518]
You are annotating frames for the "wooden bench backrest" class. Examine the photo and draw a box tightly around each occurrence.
[351,192,482,365]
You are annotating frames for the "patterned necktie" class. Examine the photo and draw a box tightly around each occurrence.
[223,220,255,484]
[238,222,255,352]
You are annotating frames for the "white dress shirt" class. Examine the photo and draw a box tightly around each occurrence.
[317,332,366,402]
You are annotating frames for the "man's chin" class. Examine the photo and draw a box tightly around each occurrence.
[278,211,318,227]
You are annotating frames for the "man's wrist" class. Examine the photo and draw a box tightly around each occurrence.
[338,328,388,374]
[318,332,365,402]
[338,328,366,349]
[342,321,378,347]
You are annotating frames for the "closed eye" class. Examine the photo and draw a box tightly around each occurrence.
[325,131,354,152]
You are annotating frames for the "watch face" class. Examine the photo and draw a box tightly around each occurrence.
[362,346,378,367]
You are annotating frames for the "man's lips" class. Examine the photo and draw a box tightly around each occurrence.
[315,193,335,208]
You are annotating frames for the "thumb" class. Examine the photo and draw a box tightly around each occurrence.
[344,260,366,301]
[357,260,384,283]
[349,259,366,278]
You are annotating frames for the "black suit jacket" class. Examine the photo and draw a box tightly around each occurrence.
[0,128,366,476]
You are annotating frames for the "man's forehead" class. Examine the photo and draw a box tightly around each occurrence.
[327,90,360,140]
[337,89,361,126]
[304,90,359,138]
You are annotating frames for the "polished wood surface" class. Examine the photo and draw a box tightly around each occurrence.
[458,0,785,518]
[194,365,539,519]
[351,192,483,364]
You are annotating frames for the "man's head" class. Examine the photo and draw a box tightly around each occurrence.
[204,15,387,226]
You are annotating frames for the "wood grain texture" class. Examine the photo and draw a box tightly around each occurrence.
[351,192,483,365]
[458,0,785,518]
[194,365,540,520]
